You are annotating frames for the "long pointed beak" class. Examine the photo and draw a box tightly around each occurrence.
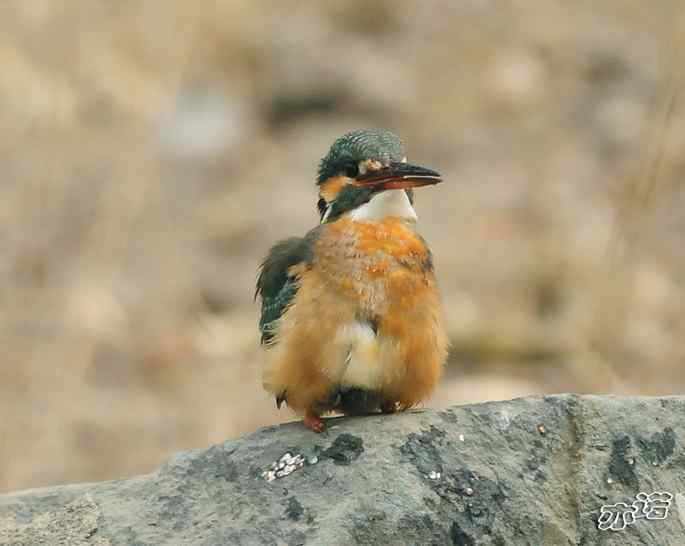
[352,162,442,190]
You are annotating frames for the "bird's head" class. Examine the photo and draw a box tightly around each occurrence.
[316,129,442,223]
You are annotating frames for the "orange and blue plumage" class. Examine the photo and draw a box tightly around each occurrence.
[256,129,448,432]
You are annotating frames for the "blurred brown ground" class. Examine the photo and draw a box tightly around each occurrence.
[1,1,684,492]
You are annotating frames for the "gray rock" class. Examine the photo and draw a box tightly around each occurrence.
[1,395,684,545]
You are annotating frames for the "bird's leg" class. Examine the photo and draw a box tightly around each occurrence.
[303,409,326,433]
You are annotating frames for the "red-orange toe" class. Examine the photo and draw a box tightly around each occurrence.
[303,411,326,433]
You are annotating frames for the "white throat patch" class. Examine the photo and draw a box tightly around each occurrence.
[348,190,417,222]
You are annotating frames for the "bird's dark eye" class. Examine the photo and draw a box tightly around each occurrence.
[344,163,359,178]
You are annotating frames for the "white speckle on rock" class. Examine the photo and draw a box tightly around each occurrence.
[607,477,614,484]
[262,453,306,482]
[427,471,441,480]
[458,434,465,442]
[465,487,474,496]
[261,470,276,482]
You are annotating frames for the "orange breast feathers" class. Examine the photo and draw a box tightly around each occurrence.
[314,217,437,310]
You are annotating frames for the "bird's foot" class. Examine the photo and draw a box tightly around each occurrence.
[303,411,326,433]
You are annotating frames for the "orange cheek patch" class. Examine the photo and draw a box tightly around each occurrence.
[320,176,349,203]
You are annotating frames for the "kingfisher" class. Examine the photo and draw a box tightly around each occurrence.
[256,129,448,432]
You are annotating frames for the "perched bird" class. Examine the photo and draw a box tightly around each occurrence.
[256,129,448,432]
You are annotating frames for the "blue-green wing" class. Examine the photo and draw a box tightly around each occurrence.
[255,232,318,345]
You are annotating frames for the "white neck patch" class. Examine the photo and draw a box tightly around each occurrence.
[348,190,417,222]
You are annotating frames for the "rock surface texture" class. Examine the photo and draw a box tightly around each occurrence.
[1,395,684,546]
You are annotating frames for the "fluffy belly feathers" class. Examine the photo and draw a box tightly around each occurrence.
[262,218,447,412]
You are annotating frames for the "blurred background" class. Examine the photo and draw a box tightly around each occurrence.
[1,1,684,493]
